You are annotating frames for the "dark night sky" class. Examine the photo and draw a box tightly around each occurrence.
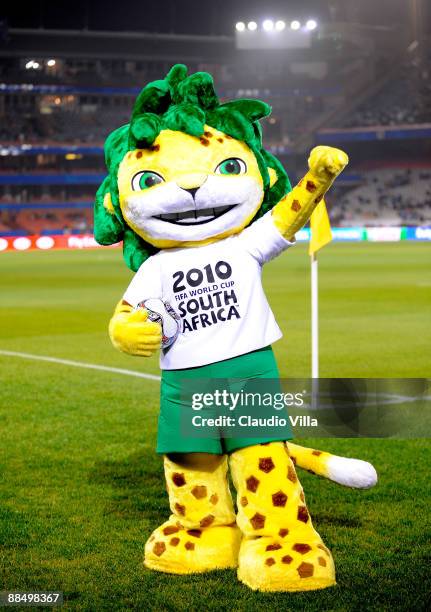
[0,0,419,36]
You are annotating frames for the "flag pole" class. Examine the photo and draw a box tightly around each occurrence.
[309,197,332,408]
[311,251,319,379]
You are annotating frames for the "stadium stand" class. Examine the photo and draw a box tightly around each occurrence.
[1,23,430,237]
[330,167,431,226]
[340,58,431,128]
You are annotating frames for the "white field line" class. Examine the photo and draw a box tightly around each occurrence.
[0,350,429,406]
[0,349,161,381]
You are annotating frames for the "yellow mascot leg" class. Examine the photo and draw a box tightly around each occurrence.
[230,442,336,592]
[144,454,241,574]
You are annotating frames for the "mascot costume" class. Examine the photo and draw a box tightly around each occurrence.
[94,65,377,592]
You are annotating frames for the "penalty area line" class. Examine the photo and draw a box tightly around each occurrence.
[0,349,161,382]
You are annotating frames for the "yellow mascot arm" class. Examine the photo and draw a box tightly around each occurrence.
[272,145,349,241]
[109,300,162,357]
[285,442,377,489]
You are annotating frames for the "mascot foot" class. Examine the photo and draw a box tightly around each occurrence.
[145,453,240,574]
[230,441,336,592]
[144,521,241,574]
[237,536,335,592]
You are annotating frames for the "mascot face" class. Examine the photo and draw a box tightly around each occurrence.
[117,125,270,249]
[94,64,290,270]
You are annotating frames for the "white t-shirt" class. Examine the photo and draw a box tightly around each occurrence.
[123,212,293,370]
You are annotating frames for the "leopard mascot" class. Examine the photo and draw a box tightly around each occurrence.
[94,65,377,592]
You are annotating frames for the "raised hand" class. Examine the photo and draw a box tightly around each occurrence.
[272,145,349,241]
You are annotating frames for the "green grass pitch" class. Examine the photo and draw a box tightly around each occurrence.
[0,242,430,610]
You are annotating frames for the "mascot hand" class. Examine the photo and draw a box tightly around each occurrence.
[272,145,348,241]
[308,145,349,180]
[109,300,162,357]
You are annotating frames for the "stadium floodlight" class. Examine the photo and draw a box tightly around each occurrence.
[262,19,274,31]
[275,20,286,31]
[290,20,301,30]
[25,60,34,69]
[247,21,257,31]
[47,59,56,67]
[305,19,317,31]
[32,61,40,69]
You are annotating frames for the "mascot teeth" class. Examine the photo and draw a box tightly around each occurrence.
[154,204,236,225]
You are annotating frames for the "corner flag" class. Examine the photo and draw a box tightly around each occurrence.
[309,199,332,379]
[309,199,332,255]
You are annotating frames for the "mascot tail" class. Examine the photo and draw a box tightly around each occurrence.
[285,442,377,489]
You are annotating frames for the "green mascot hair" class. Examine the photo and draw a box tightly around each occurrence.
[94,64,291,271]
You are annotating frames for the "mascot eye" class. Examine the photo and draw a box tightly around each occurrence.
[215,158,247,175]
[131,171,164,191]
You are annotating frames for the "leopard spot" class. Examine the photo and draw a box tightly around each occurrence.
[282,555,293,564]
[163,526,179,536]
[200,137,210,146]
[312,450,322,456]
[136,151,143,159]
[293,543,312,555]
[250,512,266,530]
[266,543,282,551]
[246,476,260,492]
[258,457,275,473]
[153,541,166,557]
[172,473,186,487]
[297,561,314,578]
[265,557,276,567]
[287,465,297,483]
[272,490,288,507]
[240,496,248,507]
[291,199,301,212]
[175,503,185,516]
[306,180,317,193]
[204,131,213,138]
[217,138,224,143]
[149,144,160,152]
[279,528,289,538]
[185,541,195,551]
[191,485,207,499]
[169,537,180,546]
[200,514,215,528]
[290,455,297,465]
[318,556,327,567]
[314,194,323,204]
[297,505,309,523]
[317,543,330,556]
[209,494,219,505]
[187,529,202,538]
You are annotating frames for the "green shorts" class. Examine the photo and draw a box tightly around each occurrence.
[157,346,293,454]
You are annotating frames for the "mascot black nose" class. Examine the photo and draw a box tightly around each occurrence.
[183,187,199,199]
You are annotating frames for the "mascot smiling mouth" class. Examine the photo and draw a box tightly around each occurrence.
[154,203,237,225]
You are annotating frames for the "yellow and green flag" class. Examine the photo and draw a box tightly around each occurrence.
[309,199,332,255]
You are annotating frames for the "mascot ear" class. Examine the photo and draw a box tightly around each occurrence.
[94,176,124,245]
[268,167,278,188]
